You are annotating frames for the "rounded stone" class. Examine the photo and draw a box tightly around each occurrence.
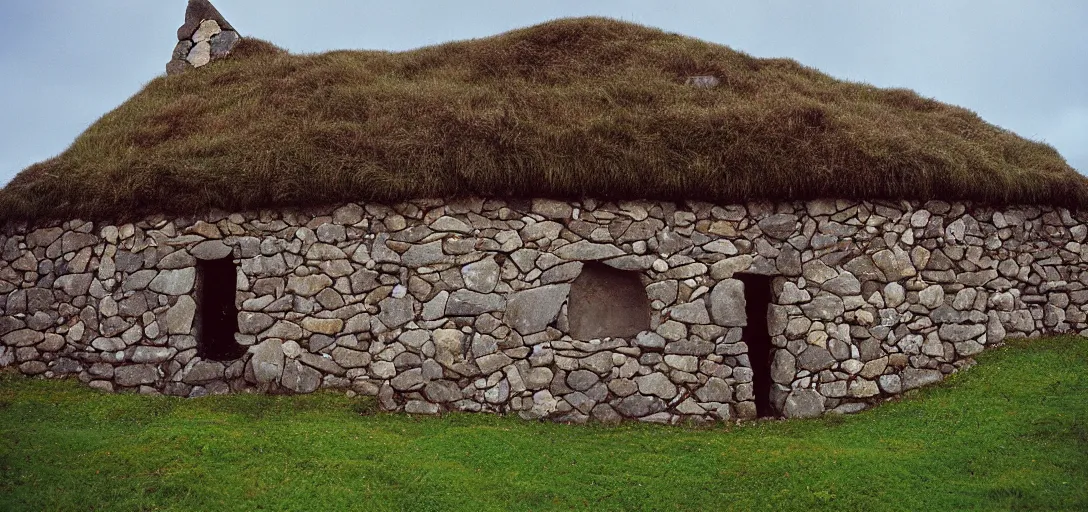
[783,389,825,419]
[566,369,599,391]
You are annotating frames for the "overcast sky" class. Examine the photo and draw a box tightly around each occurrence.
[0,0,1084,186]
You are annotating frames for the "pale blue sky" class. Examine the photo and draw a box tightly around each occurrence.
[1,0,1085,186]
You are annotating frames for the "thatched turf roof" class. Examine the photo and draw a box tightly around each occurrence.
[1,17,1084,222]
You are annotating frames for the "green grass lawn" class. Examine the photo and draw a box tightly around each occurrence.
[1,337,1086,511]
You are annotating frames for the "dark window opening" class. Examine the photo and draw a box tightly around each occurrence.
[568,262,651,340]
[736,274,775,418]
[196,257,244,361]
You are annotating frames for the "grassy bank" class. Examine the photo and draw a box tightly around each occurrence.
[1,336,1086,511]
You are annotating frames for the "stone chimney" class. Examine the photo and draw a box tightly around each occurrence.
[167,0,242,75]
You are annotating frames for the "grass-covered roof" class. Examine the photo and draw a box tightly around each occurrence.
[2,17,1084,223]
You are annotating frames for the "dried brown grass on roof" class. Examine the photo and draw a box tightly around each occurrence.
[1,18,1083,223]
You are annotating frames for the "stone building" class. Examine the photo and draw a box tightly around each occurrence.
[2,1,1086,423]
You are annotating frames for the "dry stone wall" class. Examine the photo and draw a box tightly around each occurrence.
[2,198,1086,423]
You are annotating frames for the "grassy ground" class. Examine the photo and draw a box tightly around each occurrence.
[1,337,1086,511]
[2,17,1084,224]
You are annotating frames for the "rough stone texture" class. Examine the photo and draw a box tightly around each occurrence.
[555,241,625,261]
[635,372,677,399]
[446,291,504,316]
[209,30,240,58]
[191,19,221,43]
[177,0,234,40]
[162,296,197,335]
[504,285,570,335]
[3,197,1085,425]
[377,296,415,328]
[149,268,196,295]
[282,360,321,393]
[710,279,746,326]
[186,41,212,68]
[114,365,159,387]
[168,0,242,75]
[783,389,825,419]
[183,360,224,384]
[462,258,501,293]
[191,240,232,260]
[249,339,285,384]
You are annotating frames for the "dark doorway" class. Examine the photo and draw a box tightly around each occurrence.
[568,262,651,340]
[735,274,775,417]
[196,257,244,361]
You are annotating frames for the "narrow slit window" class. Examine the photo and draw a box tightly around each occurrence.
[196,257,244,361]
[735,274,776,418]
[568,262,651,340]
